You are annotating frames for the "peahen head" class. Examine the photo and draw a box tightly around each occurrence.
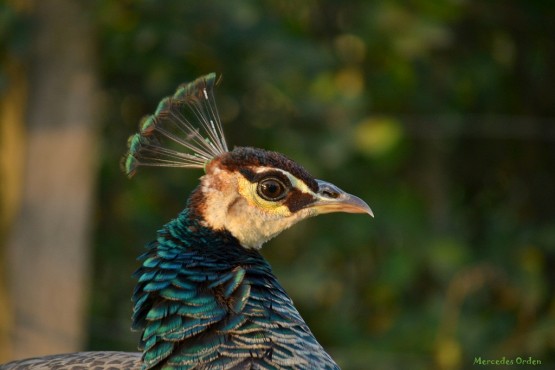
[123,73,372,249]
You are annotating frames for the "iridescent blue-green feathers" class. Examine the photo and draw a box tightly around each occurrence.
[132,209,340,369]
[123,73,228,177]
[124,73,343,369]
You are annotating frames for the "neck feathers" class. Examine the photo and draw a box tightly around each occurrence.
[132,207,338,369]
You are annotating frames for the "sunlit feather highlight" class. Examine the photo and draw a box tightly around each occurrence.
[123,73,228,177]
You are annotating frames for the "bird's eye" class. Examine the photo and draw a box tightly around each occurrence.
[257,177,288,201]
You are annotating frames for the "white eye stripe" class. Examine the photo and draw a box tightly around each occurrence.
[252,167,315,196]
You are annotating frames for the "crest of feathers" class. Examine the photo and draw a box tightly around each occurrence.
[123,73,229,177]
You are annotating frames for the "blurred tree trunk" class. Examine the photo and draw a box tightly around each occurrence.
[0,55,27,364]
[4,0,99,360]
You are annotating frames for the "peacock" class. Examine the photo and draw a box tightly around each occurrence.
[2,73,372,370]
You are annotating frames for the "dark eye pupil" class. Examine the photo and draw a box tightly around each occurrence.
[263,181,280,196]
[258,178,287,200]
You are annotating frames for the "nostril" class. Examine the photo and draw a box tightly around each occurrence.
[322,189,340,199]
[316,180,343,199]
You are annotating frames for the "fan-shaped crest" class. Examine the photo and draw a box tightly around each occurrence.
[123,73,228,177]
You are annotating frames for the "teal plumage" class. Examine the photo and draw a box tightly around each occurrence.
[1,73,372,370]
[132,199,340,369]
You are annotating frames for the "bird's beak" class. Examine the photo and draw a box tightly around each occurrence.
[309,180,374,217]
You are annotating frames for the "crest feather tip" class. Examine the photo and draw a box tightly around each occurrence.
[122,73,228,176]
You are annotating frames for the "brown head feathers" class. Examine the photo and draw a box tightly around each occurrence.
[216,147,318,192]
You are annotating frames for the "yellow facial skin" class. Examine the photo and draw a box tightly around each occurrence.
[236,173,292,217]
[199,163,372,249]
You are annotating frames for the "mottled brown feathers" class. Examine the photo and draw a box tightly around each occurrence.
[186,184,207,221]
[216,147,319,192]
[1,351,141,369]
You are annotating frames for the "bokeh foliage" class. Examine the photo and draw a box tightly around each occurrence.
[4,0,555,369]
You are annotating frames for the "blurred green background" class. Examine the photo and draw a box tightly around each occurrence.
[1,1,554,369]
